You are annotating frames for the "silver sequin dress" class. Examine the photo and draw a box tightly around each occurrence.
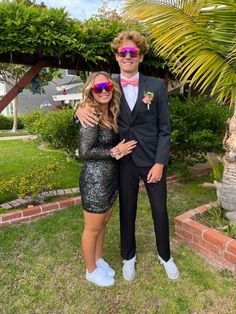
[79,125,119,213]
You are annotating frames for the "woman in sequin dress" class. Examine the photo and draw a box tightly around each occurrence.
[78,72,137,287]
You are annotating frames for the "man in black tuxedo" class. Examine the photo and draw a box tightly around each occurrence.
[76,31,179,281]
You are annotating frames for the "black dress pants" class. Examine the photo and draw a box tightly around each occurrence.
[119,158,171,262]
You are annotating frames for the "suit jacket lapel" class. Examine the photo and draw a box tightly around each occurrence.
[115,75,132,124]
[131,74,147,123]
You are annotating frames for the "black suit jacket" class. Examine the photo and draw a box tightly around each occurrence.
[114,74,171,167]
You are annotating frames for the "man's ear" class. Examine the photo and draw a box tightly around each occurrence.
[139,55,144,63]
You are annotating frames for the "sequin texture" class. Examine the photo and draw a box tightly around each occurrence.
[79,125,119,213]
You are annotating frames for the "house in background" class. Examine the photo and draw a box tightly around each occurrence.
[0,70,83,116]
[1,69,186,117]
[52,77,83,109]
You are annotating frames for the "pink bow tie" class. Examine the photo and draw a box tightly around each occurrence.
[120,77,139,87]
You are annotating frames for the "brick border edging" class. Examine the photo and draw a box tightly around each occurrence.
[0,187,80,210]
[0,167,212,228]
[0,197,81,228]
[174,201,236,274]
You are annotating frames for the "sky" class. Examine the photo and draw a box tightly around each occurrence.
[35,0,122,20]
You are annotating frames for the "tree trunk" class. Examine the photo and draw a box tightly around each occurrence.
[216,104,236,221]
[11,96,18,133]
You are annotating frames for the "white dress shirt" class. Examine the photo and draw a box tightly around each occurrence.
[121,72,139,111]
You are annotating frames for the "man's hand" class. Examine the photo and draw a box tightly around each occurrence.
[76,107,99,128]
[147,163,164,183]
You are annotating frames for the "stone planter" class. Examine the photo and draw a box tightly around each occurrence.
[174,201,236,274]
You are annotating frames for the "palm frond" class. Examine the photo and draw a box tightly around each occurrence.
[124,0,236,105]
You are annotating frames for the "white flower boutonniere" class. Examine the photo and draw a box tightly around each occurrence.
[142,91,154,110]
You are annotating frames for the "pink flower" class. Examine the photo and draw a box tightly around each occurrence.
[143,95,151,105]
[143,91,154,110]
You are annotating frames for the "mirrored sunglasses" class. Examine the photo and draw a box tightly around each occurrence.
[91,81,113,94]
[117,47,140,58]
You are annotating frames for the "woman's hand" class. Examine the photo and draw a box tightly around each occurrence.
[76,107,99,128]
[111,139,137,160]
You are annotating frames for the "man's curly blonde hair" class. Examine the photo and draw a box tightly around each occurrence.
[111,31,149,55]
[80,72,121,133]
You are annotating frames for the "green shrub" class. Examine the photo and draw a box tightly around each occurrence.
[0,164,58,200]
[169,96,231,164]
[0,114,24,130]
[169,160,194,182]
[0,114,12,130]
[207,154,224,181]
[33,109,79,157]
[21,111,44,133]
[17,116,25,129]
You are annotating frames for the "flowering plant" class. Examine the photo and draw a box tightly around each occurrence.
[142,91,154,110]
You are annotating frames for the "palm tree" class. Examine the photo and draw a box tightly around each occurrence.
[124,0,236,220]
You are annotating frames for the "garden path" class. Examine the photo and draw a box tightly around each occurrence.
[0,135,36,141]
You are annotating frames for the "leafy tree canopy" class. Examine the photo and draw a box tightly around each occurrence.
[0,1,165,74]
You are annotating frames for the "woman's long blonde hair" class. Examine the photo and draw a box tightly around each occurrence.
[80,72,121,133]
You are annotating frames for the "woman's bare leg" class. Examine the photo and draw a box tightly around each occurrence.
[82,210,107,272]
[95,207,113,261]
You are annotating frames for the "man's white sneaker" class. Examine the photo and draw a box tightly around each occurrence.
[96,258,115,277]
[158,255,179,280]
[122,256,136,281]
[86,267,115,287]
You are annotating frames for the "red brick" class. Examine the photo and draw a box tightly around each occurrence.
[203,229,230,249]
[227,240,236,255]
[223,251,236,265]
[175,226,193,240]
[10,217,31,225]
[188,242,235,272]
[176,210,196,221]
[193,236,221,254]
[193,205,210,215]
[182,219,209,236]
[175,234,183,242]
[41,202,59,212]
[188,242,214,258]
[0,221,10,228]
[58,199,75,209]
[30,212,49,221]
[73,196,82,205]
[174,216,182,226]
[22,206,41,217]
[2,211,22,222]
[175,234,190,245]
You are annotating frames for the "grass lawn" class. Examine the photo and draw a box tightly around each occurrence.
[0,130,30,137]
[0,140,81,204]
[1,180,236,313]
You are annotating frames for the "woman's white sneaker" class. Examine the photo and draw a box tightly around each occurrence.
[96,258,115,277]
[158,255,179,280]
[86,268,115,287]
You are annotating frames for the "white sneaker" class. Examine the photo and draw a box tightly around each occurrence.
[86,267,115,287]
[122,255,136,281]
[96,258,115,277]
[158,255,179,280]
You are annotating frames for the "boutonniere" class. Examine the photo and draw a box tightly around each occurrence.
[142,91,154,110]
